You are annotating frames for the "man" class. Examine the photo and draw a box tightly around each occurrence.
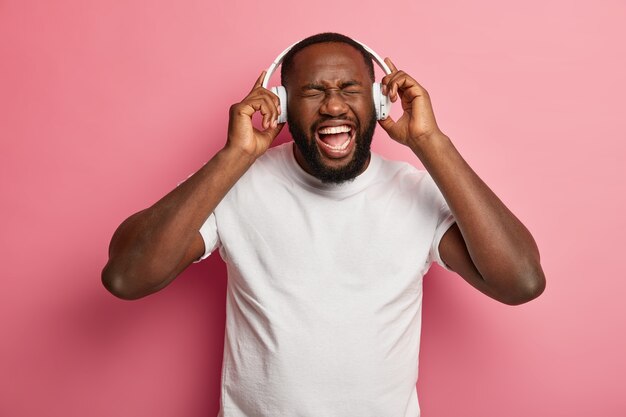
[102,33,545,416]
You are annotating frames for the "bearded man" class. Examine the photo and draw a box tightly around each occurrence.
[102,32,545,417]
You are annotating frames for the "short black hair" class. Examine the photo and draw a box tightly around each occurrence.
[280,32,375,86]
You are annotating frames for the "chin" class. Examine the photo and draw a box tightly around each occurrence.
[288,112,376,185]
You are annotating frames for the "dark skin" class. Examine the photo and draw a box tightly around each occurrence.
[286,43,375,177]
[103,42,545,305]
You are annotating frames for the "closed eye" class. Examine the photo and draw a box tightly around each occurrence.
[301,91,324,98]
[300,84,325,98]
[299,81,364,97]
[341,81,364,96]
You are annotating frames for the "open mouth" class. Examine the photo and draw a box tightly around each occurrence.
[315,125,355,156]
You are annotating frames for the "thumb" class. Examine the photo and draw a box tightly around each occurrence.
[378,115,397,137]
[261,121,285,141]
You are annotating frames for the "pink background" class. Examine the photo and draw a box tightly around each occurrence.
[1,0,625,416]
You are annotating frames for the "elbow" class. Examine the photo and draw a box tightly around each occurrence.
[101,262,147,300]
[498,263,546,306]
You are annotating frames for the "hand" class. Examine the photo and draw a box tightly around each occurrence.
[226,71,284,160]
[378,58,444,148]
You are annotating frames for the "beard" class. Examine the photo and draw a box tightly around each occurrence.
[288,108,377,185]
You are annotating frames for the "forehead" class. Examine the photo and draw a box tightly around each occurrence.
[288,42,371,86]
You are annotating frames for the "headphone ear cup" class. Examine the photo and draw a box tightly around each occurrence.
[372,82,391,120]
[271,86,288,124]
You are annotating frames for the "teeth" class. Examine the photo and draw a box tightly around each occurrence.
[320,137,351,151]
[318,125,351,134]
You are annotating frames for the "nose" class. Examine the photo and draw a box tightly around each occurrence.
[319,89,349,117]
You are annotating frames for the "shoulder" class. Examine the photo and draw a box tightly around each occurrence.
[246,142,291,176]
[229,142,288,178]
[374,152,431,191]
[222,142,292,198]
[371,153,447,212]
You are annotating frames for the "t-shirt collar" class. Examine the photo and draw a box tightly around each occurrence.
[283,141,381,195]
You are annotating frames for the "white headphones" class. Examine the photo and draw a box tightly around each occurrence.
[262,39,392,124]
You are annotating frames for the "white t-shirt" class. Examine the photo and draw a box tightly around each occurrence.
[198,142,456,417]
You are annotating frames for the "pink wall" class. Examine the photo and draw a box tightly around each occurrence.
[1,0,625,415]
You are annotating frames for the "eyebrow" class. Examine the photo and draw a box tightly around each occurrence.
[300,80,363,91]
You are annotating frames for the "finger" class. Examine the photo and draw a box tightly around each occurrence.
[244,93,279,128]
[392,80,399,102]
[395,80,426,103]
[261,118,285,140]
[382,70,406,101]
[251,70,267,92]
[241,97,273,129]
[381,66,404,95]
[243,99,266,128]
[387,72,421,102]
[258,95,279,128]
[267,89,282,115]
[381,58,397,96]
[384,57,398,73]
[250,87,281,115]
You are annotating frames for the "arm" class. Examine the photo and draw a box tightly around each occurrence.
[102,71,284,300]
[379,59,545,305]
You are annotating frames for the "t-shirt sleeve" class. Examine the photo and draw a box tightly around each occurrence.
[424,175,456,271]
[177,171,221,263]
[194,212,221,262]
[431,211,456,271]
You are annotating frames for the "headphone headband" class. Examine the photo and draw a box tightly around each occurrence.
[261,38,391,88]
[262,37,392,123]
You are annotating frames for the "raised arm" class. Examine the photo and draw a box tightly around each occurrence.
[379,59,545,305]
[102,72,284,299]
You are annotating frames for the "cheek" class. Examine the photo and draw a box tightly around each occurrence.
[350,97,375,121]
[288,100,319,126]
